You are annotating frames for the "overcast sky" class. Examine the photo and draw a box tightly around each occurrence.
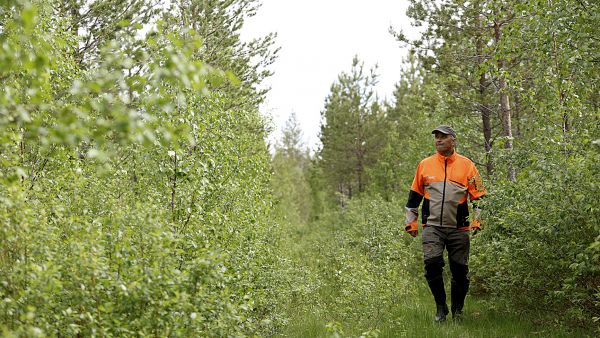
[241,0,416,151]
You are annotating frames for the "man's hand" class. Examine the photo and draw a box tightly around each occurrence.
[471,220,481,235]
[405,222,418,237]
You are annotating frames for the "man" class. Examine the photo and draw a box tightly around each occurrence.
[405,125,486,322]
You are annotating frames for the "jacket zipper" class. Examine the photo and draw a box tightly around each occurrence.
[440,158,447,226]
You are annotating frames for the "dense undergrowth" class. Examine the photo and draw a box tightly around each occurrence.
[274,196,597,337]
[0,2,281,336]
[471,144,600,330]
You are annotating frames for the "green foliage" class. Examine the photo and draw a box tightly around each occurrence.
[54,0,159,65]
[0,1,280,336]
[278,196,420,336]
[471,141,600,330]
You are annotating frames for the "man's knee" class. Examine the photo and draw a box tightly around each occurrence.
[449,259,469,282]
[424,255,445,282]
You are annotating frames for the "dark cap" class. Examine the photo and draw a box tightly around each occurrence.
[432,125,457,138]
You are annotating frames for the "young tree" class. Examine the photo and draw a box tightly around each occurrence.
[272,113,311,224]
[318,57,386,203]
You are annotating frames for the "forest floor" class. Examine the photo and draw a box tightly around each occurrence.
[275,215,593,338]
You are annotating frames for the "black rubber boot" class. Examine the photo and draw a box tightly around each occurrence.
[449,260,469,320]
[451,280,468,320]
[427,276,448,322]
[435,303,449,322]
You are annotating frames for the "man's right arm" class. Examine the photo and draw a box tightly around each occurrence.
[405,190,423,237]
[405,162,424,237]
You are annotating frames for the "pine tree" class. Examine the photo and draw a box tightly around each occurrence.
[272,113,311,224]
[54,0,159,65]
[163,0,279,110]
[318,57,386,203]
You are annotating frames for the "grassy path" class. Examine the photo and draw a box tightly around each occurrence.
[276,212,590,337]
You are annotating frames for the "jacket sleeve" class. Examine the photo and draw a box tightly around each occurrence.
[467,163,486,201]
[405,162,424,232]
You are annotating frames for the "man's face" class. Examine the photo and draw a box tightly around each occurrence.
[434,132,455,154]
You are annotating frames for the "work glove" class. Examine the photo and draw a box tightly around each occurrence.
[405,221,418,237]
[471,220,481,235]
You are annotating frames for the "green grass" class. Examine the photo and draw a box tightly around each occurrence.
[280,284,591,338]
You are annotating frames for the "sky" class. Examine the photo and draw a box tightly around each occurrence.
[240,1,417,151]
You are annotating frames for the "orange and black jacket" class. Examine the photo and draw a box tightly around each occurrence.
[405,152,486,232]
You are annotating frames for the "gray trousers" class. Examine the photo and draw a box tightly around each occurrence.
[422,225,470,307]
[422,225,470,266]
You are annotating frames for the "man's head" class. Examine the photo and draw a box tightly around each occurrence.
[432,125,456,156]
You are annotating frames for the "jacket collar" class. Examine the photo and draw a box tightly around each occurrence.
[435,151,457,163]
